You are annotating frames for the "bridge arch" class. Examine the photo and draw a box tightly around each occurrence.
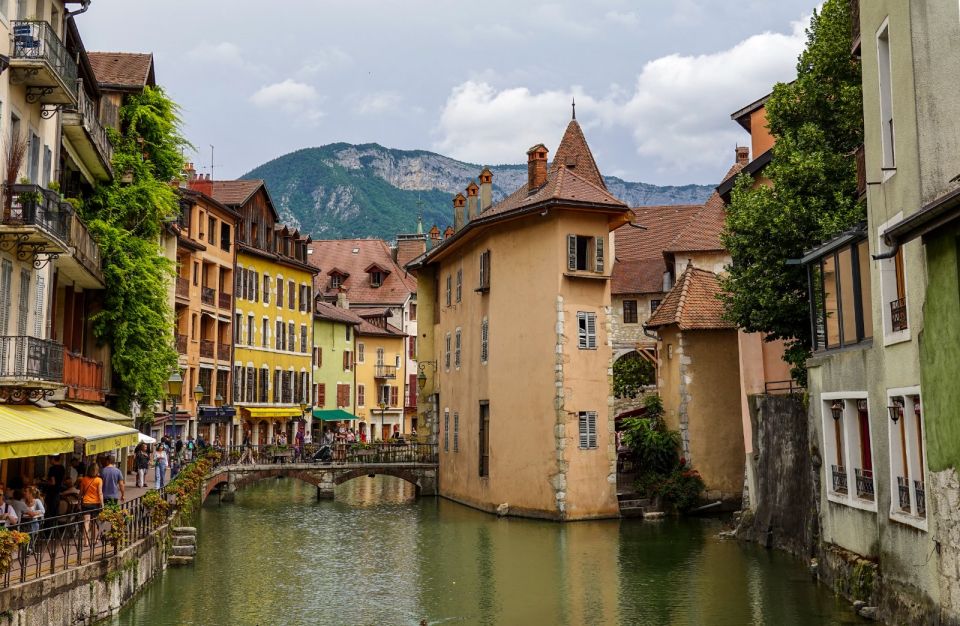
[333,467,424,496]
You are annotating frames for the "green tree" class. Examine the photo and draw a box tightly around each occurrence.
[83,86,191,415]
[719,0,864,383]
[613,353,655,398]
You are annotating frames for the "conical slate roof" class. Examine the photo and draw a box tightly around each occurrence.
[550,120,607,190]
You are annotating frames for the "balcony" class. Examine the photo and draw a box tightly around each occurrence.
[890,298,908,332]
[897,476,911,512]
[855,144,866,201]
[176,277,190,300]
[199,339,215,359]
[63,350,104,403]
[2,185,72,253]
[915,480,926,517]
[855,468,875,501]
[0,336,64,386]
[217,342,231,362]
[831,464,848,494]
[61,83,113,181]
[9,21,78,105]
[176,334,188,354]
[201,286,216,306]
[374,364,398,379]
[218,292,232,310]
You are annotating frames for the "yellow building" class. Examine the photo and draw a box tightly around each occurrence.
[353,309,407,441]
[210,180,317,446]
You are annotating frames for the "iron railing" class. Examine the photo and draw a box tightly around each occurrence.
[199,339,215,359]
[200,287,215,306]
[10,20,78,99]
[65,82,113,167]
[218,292,232,310]
[67,211,102,280]
[219,442,439,466]
[764,379,805,396]
[0,336,64,382]
[915,480,926,517]
[831,464,848,494]
[855,468,875,500]
[374,364,397,379]
[217,342,231,362]
[175,334,188,354]
[175,277,190,299]
[897,475,911,512]
[890,298,908,332]
[4,185,72,242]
[63,350,104,402]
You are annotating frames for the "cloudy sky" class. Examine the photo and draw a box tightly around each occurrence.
[77,0,819,185]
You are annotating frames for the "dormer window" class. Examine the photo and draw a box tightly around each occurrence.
[331,274,342,289]
[364,263,391,289]
[370,271,383,288]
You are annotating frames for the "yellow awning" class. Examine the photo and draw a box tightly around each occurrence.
[245,407,303,419]
[0,406,139,456]
[62,402,135,427]
[0,409,75,460]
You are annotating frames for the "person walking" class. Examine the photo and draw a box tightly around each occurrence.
[154,445,168,489]
[44,454,65,522]
[77,464,103,545]
[185,436,195,462]
[100,456,124,505]
[134,443,150,488]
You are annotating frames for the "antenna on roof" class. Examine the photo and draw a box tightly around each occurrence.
[210,144,215,180]
[571,96,576,121]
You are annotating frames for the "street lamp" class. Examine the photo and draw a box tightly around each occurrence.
[214,393,223,407]
[166,371,183,440]
[193,384,204,405]
[416,361,437,391]
[378,401,387,442]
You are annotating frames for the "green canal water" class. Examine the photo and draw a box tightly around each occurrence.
[109,477,864,626]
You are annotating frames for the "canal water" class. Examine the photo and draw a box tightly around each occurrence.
[109,477,864,626]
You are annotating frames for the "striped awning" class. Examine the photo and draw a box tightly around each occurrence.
[0,406,139,456]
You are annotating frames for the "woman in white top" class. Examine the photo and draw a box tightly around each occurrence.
[20,487,44,535]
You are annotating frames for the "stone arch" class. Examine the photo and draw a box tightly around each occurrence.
[202,471,229,502]
[333,468,423,496]
[223,468,332,496]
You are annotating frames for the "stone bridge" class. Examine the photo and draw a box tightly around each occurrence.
[203,462,439,502]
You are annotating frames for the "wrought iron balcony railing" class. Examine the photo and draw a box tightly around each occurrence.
[4,184,72,242]
[218,292,232,310]
[201,287,216,306]
[915,480,926,517]
[0,336,64,382]
[175,334,188,354]
[68,211,102,281]
[855,468,875,500]
[10,20,78,103]
[217,342,231,362]
[374,364,398,379]
[199,339,215,359]
[62,82,113,173]
[831,464,848,494]
[896,476,911,512]
[176,277,190,299]
[890,298,908,332]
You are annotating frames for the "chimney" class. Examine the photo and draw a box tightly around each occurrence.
[429,225,441,248]
[479,168,493,212]
[453,193,466,230]
[443,226,455,239]
[336,288,349,309]
[527,144,549,191]
[736,146,750,166]
[184,162,196,182]
[466,181,479,221]
[189,172,213,197]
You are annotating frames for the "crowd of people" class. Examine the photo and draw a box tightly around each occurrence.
[137,434,206,490]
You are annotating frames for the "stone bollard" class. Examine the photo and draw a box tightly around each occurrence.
[169,526,198,567]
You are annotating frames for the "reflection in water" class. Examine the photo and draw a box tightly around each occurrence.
[109,477,862,626]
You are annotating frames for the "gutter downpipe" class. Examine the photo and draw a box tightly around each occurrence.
[66,0,91,17]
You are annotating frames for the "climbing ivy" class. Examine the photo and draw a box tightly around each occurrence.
[83,86,191,416]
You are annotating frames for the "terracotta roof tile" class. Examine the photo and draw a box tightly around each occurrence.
[313,301,365,325]
[645,266,734,331]
[550,120,606,190]
[665,163,742,254]
[611,259,665,295]
[309,239,416,306]
[209,180,264,206]
[87,52,154,89]
[484,165,625,219]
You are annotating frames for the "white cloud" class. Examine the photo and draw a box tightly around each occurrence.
[250,79,324,123]
[298,47,353,76]
[187,41,247,68]
[434,15,808,179]
[357,91,403,115]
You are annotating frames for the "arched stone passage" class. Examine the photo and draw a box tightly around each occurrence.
[333,468,424,496]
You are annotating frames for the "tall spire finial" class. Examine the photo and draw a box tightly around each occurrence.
[571,96,576,120]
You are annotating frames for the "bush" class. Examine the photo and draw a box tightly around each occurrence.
[655,467,706,513]
[620,416,680,475]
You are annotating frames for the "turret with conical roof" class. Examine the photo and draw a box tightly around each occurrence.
[551,116,607,191]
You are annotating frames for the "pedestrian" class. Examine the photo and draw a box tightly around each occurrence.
[154,445,168,489]
[44,454,65,523]
[134,443,150,488]
[20,487,45,546]
[186,436,195,462]
[100,456,124,505]
[77,464,103,545]
[0,491,18,528]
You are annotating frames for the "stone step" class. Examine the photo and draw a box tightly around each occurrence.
[618,499,651,509]
[168,555,194,567]
[172,536,196,546]
[643,511,666,521]
[172,545,196,557]
[619,507,647,518]
[172,526,197,535]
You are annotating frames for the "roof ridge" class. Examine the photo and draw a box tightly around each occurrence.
[674,265,694,326]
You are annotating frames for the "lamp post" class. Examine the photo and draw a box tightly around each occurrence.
[192,384,204,442]
[166,371,184,441]
[378,401,387,442]
[299,401,308,444]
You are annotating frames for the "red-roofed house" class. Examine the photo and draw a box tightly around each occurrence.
[411,114,631,520]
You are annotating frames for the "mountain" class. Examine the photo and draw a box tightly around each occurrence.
[242,143,717,241]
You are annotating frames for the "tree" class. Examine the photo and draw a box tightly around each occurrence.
[83,86,191,416]
[720,0,864,383]
[613,353,655,398]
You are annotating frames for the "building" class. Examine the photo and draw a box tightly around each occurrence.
[311,298,362,440]
[308,238,418,431]
[353,308,406,440]
[210,179,317,447]
[411,115,631,520]
[163,169,239,444]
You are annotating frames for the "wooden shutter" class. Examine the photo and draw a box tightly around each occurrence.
[455,329,461,368]
[342,350,349,370]
[456,269,462,302]
[444,409,449,452]
[357,384,365,406]
[579,412,588,448]
[235,267,242,299]
[446,275,451,306]
[317,383,325,408]
[595,237,605,273]
[390,386,399,406]
[17,270,30,336]
[578,412,597,449]
[587,313,597,349]
[453,412,459,452]
[567,234,577,271]
[480,318,488,363]
[577,312,587,348]
[318,347,322,367]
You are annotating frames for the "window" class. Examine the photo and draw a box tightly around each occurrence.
[246,367,255,403]
[273,370,281,403]
[456,269,462,302]
[263,274,270,305]
[444,409,450,452]
[809,238,873,352]
[650,299,662,315]
[316,383,325,407]
[409,303,417,321]
[194,261,200,287]
[343,350,352,371]
[376,347,384,365]
[479,401,490,477]
[887,391,926,524]
[358,343,365,363]
[330,274,342,289]
[379,384,391,406]
[259,367,269,403]
[567,235,604,273]
[345,324,351,341]
[370,271,383,287]
[208,216,216,244]
[262,319,269,348]
[337,384,350,408]
[454,328,461,368]
[277,277,284,307]
[821,395,876,512]
[480,318,488,364]
[578,411,598,449]
[288,280,296,309]
[453,412,460,452]
[577,312,597,349]
[478,250,491,291]
[877,237,908,337]
[32,276,44,337]
[623,300,638,324]
[288,322,295,352]
[445,274,452,307]
[877,22,895,170]
[275,320,283,350]
[300,325,308,354]
[444,333,451,369]
[221,223,231,252]
[408,336,416,360]
[233,366,241,403]
[357,384,365,407]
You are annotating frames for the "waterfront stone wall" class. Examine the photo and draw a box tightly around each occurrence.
[0,524,169,626]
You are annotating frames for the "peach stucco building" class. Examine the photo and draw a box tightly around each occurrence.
[412,117,631,520]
